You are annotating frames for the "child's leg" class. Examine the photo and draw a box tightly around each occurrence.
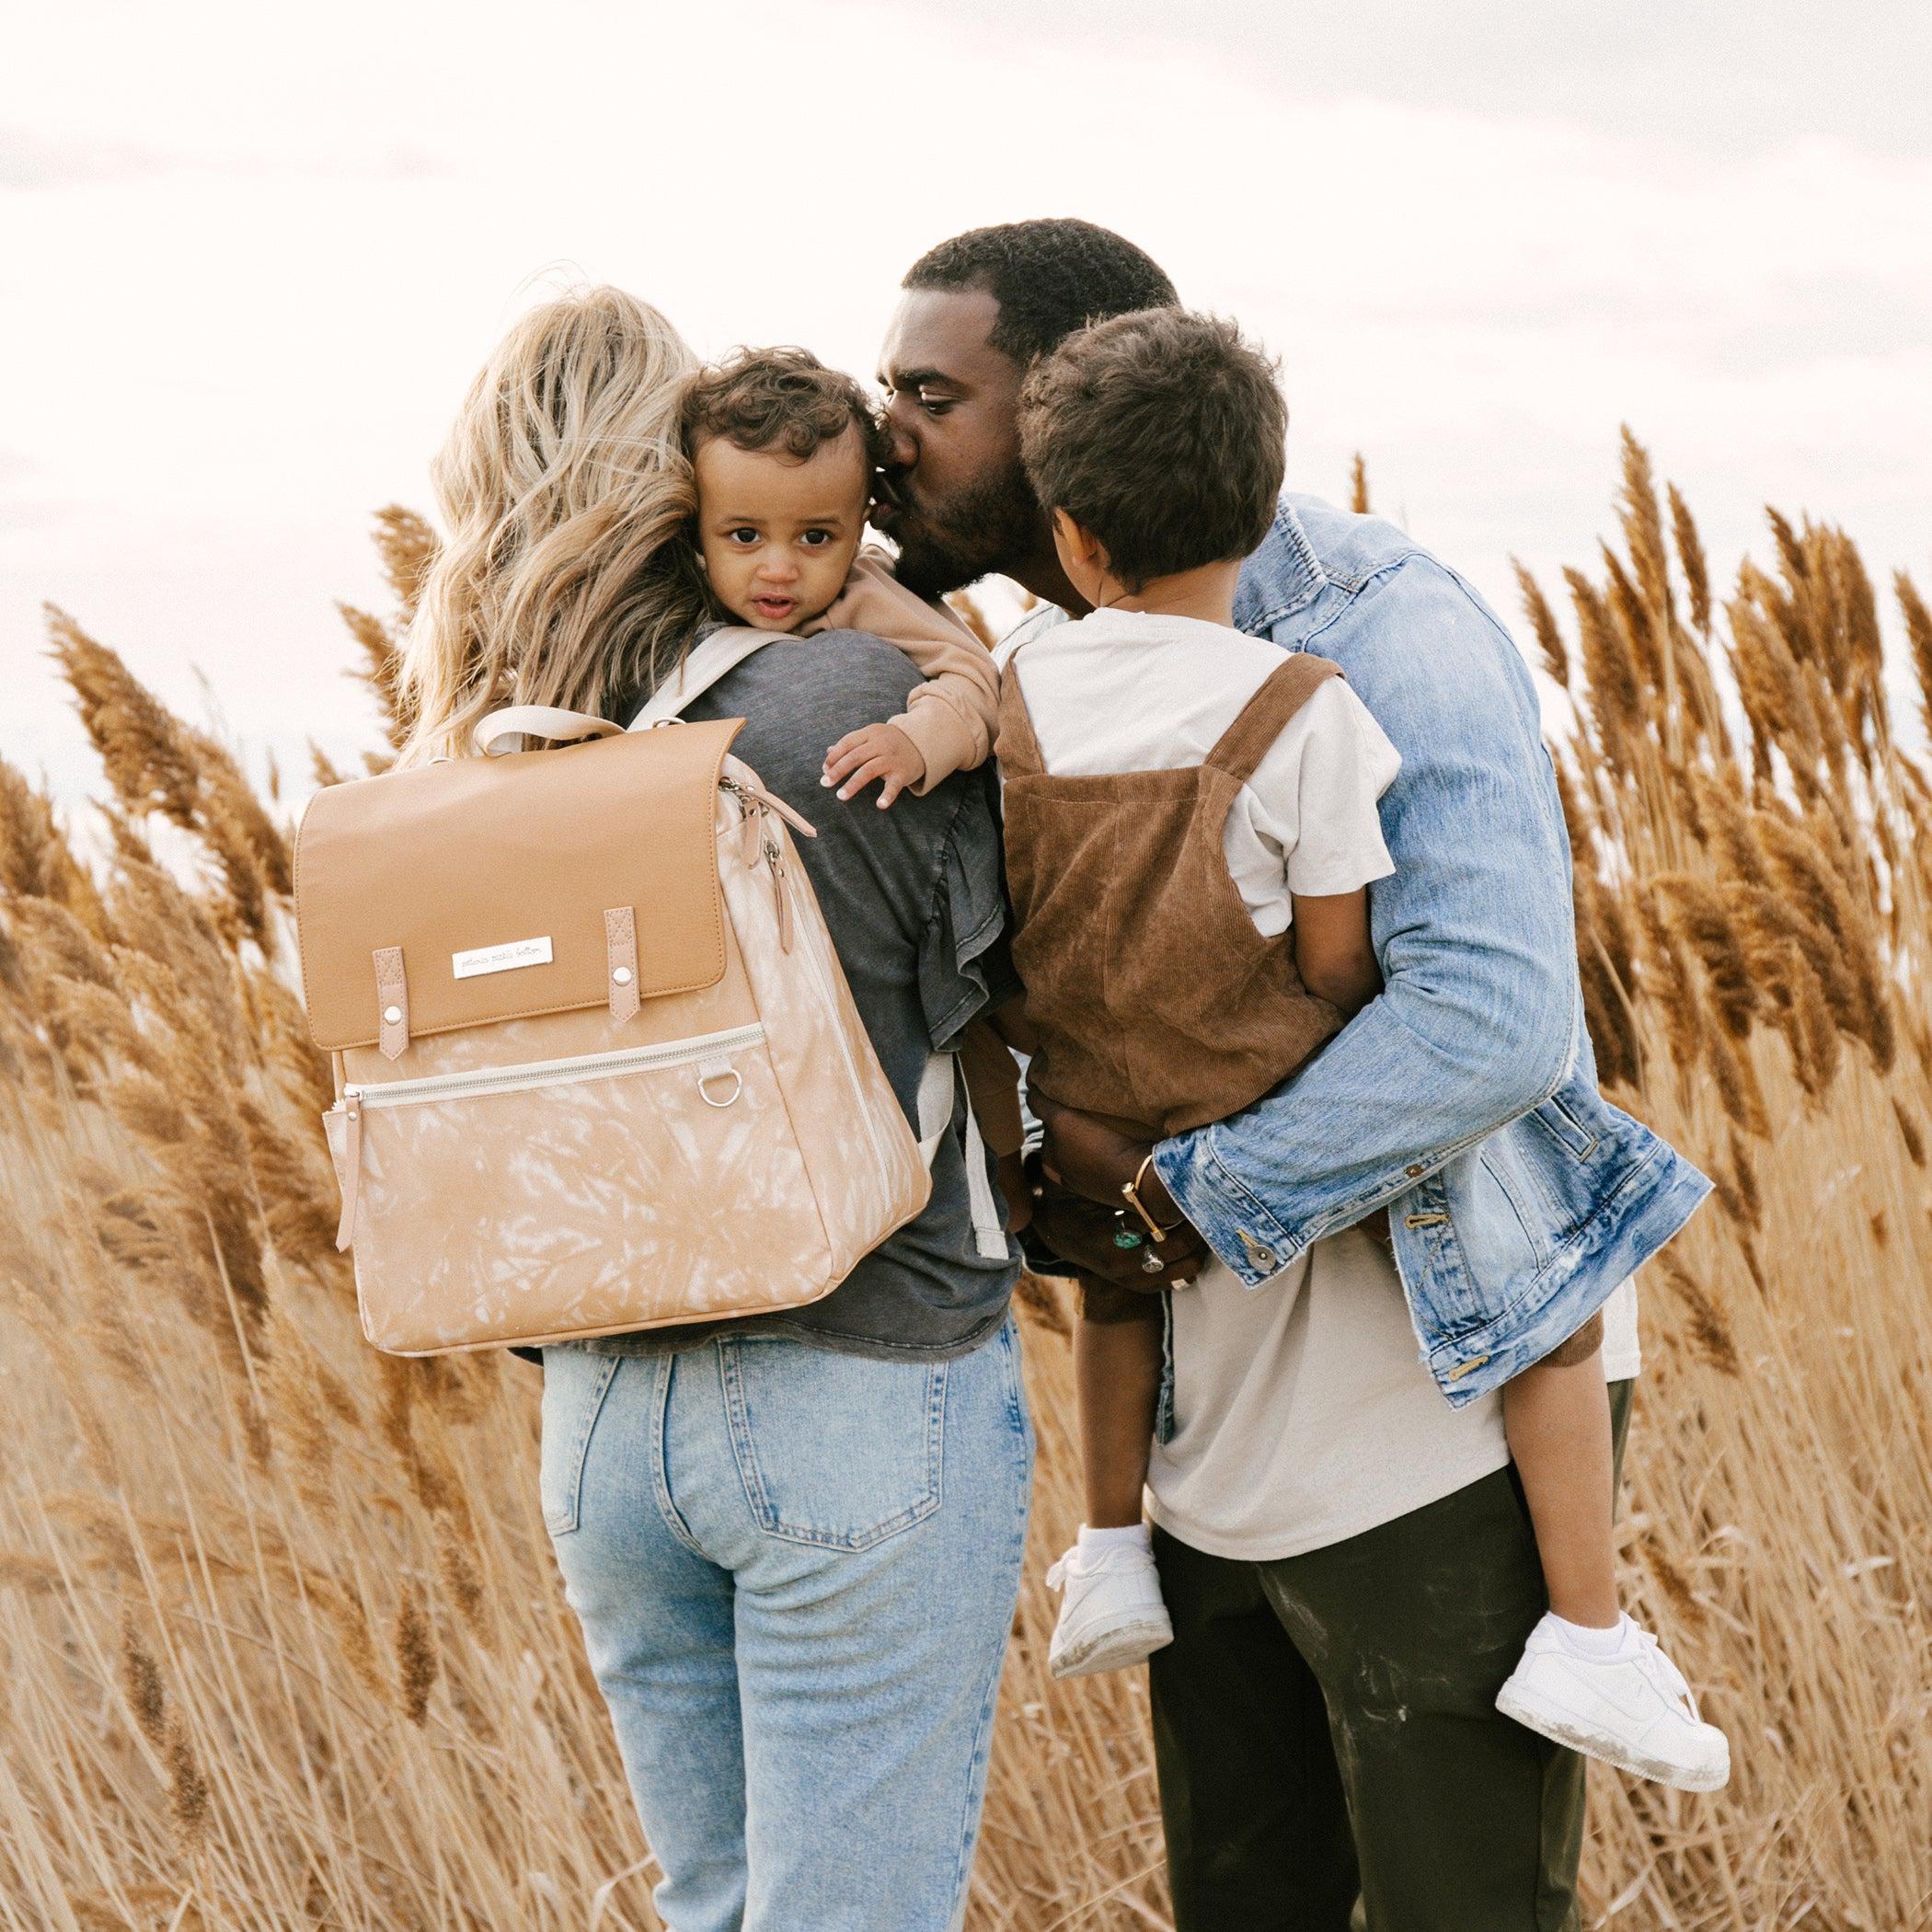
[1046,1280,1173,1678]
[1073,1286,1165,1528]
[1495,1314,1730,1789]
[1501,1315,1617,1627]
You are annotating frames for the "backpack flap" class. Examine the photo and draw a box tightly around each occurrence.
[294,717,745,1052]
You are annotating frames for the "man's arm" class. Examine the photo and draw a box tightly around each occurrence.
[1153,559,1581,1285]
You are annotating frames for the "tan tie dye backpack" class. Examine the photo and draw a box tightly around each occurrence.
[294,628,937,1355]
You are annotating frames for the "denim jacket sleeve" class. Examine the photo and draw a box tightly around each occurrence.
[1152,557,1581,1285]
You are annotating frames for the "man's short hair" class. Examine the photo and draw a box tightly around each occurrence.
[903,219,1179,368]
[681,347,888,471]
[1017,308,1285,592]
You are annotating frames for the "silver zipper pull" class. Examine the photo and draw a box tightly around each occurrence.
[721,770,818,840]
[719,775,767,866]
[764,834,793,951]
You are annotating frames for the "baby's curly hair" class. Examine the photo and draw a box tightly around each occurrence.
[680,347,888,474]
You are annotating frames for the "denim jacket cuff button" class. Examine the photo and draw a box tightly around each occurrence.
[1236,1229,1278,1273]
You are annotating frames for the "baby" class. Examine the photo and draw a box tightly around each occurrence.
[678,344,1029,1191]
[1005,305,1729,1794]
[679,346,999,809]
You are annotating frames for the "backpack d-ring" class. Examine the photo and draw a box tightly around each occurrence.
[698,1064,743,1109]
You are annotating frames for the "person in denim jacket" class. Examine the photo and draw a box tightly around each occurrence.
[877,219,1718,1932]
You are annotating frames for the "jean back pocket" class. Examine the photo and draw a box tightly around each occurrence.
[718,1339,947,1551]
[539,1351,621,1537]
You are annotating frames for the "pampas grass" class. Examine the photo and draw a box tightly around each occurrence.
[2,438,1928,1928]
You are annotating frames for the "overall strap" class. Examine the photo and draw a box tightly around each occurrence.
[1205,654,1344,785]
[993,653,1048,777]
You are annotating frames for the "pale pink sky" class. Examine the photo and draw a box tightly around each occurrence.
[5,0,1929,810]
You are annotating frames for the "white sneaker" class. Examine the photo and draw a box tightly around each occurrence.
[1496,1614,1731,1791]
[1043,1538,1174,1679]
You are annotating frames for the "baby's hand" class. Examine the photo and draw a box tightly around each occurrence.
[822,722,926,809]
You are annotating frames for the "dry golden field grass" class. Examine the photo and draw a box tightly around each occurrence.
[2,437,1929,1929]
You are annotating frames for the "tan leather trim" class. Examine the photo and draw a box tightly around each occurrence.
[605,906,640,1021]
[374,947,410,1059]
[296,717,743,1051]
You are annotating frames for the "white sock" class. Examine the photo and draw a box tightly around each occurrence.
[1547,1611,1639,1660]
[1077,1523,1151,1558]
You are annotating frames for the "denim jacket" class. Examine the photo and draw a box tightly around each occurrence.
[1147,494,1710,1407]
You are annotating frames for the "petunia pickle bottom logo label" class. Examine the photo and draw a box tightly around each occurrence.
[452,936,554,980]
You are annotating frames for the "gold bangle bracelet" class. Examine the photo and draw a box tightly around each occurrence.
[1121,1152,1179,1243]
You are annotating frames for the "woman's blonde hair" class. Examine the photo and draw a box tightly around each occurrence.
[396,286,708,763]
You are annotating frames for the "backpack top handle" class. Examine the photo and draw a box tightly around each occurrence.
[473,707,625,757]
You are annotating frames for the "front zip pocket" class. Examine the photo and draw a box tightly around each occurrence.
[342,1022,766,1110]
[324,998,835,1351]
[328,1022,767,1251]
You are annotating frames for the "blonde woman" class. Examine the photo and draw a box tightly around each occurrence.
[399,288,1032,1932]
[397,287,709,760]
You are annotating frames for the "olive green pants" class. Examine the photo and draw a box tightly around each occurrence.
[1150,1382,1634,1932]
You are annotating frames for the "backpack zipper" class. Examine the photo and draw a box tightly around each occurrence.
[779,866,895,1188]
[339,1022,767,1109]
[721,776,799,950]
[328,1023,767,1254]
[719,784,881,1185]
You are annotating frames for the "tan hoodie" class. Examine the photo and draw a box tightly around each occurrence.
[803,547,1000,797]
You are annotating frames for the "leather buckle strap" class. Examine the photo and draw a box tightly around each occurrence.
[374,946,410,1060]
[604,907,640,1021]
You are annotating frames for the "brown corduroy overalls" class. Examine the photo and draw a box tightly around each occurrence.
[997,649,1350,1324]
[998,645,1608,1364]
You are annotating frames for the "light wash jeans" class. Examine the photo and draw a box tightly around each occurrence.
[541,1317,1034,1932]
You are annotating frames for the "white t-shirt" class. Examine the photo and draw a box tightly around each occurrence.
[1149,1235,1510,1559]
[1007,606,1401,936]
[1149,1237,1641,1562]
[1002,601,1642,1559]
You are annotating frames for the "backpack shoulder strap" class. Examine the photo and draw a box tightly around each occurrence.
[627,626,784,730]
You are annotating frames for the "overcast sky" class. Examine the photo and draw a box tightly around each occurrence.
[5,0,1929,808]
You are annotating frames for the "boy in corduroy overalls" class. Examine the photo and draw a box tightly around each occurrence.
[1003,307,1726,1792]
